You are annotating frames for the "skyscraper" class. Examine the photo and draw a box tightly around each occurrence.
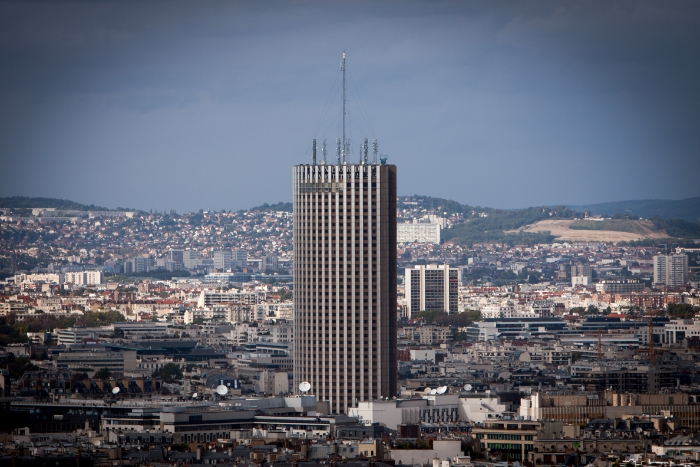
[293,161,397,414]
[653,254,688,286]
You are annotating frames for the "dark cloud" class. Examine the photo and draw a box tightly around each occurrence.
[0,0,698,212]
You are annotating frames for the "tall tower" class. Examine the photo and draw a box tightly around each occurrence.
[293,162,397,414]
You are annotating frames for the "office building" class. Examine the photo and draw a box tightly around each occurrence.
[182,250,201,269]
[261,254,279,272]
[213,250,232,271]
[653,254,689,286]
[293,161,397,414]
[232,249,248,267]
[404,264,460,317]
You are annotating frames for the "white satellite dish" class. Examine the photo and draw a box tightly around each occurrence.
[299,381,311,393]
[423,387,432,394]
[216,384,229,396]
[436,386,447,395]
[464,384,473,392]
[192,393,198,399]
[112,387,120,395]
[430,389,438,395]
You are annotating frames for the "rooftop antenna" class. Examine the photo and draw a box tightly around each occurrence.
[336,138,341,165]
[322,139,327,164]
[312,139,317,165]
[363,138,369,164]
[372,139,378,164]
[342,51,346,166]
[344,139,350,164]
[359,144,363,164]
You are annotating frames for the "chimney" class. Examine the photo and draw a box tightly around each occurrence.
[196,446,202,461]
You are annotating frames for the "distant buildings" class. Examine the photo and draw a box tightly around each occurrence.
[571,262,592,286]
[405,264,460,317]
[653,254,689,286]
[397,222,441,244]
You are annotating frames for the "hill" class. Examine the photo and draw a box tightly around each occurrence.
[514,219,668,243]
[566,197,700,223]
[0,196,110,211]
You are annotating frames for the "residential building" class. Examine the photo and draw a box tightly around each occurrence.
[397,222,441,244]
[405,264,460,317]
[653,254,689,286]
[571,262,592,286]
[293,161,397,414]
[595,279,644,293]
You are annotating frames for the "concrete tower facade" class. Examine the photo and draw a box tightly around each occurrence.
[293,162,397,414]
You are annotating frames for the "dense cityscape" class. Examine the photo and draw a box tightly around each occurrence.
[2,2,700,466]
[0,190,699,466]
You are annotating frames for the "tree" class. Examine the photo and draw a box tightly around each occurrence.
[667,303,698,319]
[94,368,112,379]
[154,363,183,383]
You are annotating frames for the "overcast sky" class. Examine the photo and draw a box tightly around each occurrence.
[1,1,699,213]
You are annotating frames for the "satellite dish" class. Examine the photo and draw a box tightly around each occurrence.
[430,389,438,395]
[299,381,311,393]
[436,386,447,395]
[464,384,473,392]
[192,393,198,399]
[112,387,120,395]
[216,384,229,396]
[423,387,432,394]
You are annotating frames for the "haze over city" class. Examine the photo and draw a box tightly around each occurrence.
[1,1,699,213]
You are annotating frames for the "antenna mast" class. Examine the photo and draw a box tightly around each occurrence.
[312,139,317,165]
[322,139,327,164]
[342,52,347,165]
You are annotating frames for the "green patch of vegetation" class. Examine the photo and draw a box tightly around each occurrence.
[0,354,39,379]
[153,362,183,383]
[94,368,112,379]
[0,196,110,211]
[651,217,700,238]
[666,303,699,319]
[569,219,659,234]
[247,202,293,212]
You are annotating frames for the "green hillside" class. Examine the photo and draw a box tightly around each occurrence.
[567,197,700,223]
[0,196,109,211]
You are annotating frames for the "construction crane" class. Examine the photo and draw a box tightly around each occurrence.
[635,316,657,364]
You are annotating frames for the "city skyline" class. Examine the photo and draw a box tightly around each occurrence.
[1,2,699,213]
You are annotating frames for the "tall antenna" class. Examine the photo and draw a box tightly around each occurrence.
[312,139,317,165]
[363,138,369,164]
[344,139,350,164]
[373,139,378,164]
[342,52,347,165]
[336,138,341,165]
[322,139,327,164]
[359,145,363,164]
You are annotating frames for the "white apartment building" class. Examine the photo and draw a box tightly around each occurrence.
[397,222,441,244]
[654,254,689,286]
[64,270,103,286]
[197,289,264,307]
[405,264,460,317]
